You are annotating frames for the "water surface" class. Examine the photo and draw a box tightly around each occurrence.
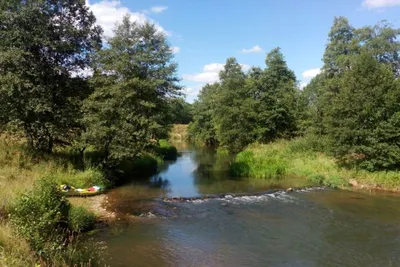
[101,143,400,267]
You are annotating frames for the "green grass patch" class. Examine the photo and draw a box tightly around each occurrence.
[231,137,400,190]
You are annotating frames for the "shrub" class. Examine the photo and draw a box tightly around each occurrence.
[68,207,96,233]
[9,178,70,257]
[156,139,178,160]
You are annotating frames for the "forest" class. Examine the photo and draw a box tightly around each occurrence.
[1,0,400,266]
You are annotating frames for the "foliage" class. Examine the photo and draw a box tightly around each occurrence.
[188,83,220,146]
[323,52,400,170]
[189,48,300,152]
[168,98,192,124]
[302,17,400,170]
[68,206,96,233]
[0,0,102,152]
[83,15,181,169]
[156,139,178,160]
[231,138,395,189]
[9,178,70,257]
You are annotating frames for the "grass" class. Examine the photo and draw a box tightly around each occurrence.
[231,137,400,191]
[0,135,109,266]
[0,220,36,267]
[0,135,109,214]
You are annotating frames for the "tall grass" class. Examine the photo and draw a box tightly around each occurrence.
[231,136,400,190]
[0,135,108,213]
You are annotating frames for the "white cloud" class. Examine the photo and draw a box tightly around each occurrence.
[86,1,167,38]
[300,81,309,89]
[241,64,251,71]
[362,0,400,8]
[183,62,251,84]
[242,45,263,53]
[183,72,219,84]
[302,68,321,79]
[203,63,224,73]
[170,46,180,54]
[184,86,203,103]
[150,6,168,13]
[299,68,321,89]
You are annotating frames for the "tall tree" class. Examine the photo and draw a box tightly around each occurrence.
[0,0,102,151]
[212,57,252,152]
[188,83,220,146]
[323,17,358,76]
[323,52,400,170]
[83,15,181,167]
[253,48,299,142]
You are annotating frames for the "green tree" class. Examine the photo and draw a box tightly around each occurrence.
[323,17,359,76]
[168,98,192,124]
[0,0,102,152]
[189,49,300,151]
[188,83,220,146]
[252,48,299,142]
[212,57,252,152]
[323,52,400,170]
[83,15,181,167]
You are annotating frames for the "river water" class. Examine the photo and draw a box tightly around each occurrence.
[101,143,400,267]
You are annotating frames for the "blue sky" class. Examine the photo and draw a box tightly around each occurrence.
[86,0,400,102]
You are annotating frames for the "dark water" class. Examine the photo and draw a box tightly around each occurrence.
[102,143,400,267]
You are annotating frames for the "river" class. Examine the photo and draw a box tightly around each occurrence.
[99,143,400,267]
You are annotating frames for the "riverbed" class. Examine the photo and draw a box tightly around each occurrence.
[98,143,400,267]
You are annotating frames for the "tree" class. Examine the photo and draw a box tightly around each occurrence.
[212,57,253,152]
[168,98,192,124]
[323,17,359,76]
[323,52,400,170]
[189,48,300,151]
[252,48,299,142]
[356,21,400,77]
[83,15,181,167]
[188,83,220,146]
[0,0,102,152]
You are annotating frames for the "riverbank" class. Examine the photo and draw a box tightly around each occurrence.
[231,137,400,193]
[0,134,178,266]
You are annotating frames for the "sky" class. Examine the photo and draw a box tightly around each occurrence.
[85,0,400,102]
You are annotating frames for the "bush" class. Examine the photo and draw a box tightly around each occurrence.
[68,207,96,233]
[8,178,104,265]
[9,178,70,257]
[156,139,178,160]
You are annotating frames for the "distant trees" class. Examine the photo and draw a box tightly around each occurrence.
[189,48,300,152]
[0,0,102,152]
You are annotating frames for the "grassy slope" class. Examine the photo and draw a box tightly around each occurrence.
[231,138,400,191]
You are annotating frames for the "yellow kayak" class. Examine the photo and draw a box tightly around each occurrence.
[60,184,104,197]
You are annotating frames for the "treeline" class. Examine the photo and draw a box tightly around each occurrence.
[0,1,186,176]
[189,17,400,171]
